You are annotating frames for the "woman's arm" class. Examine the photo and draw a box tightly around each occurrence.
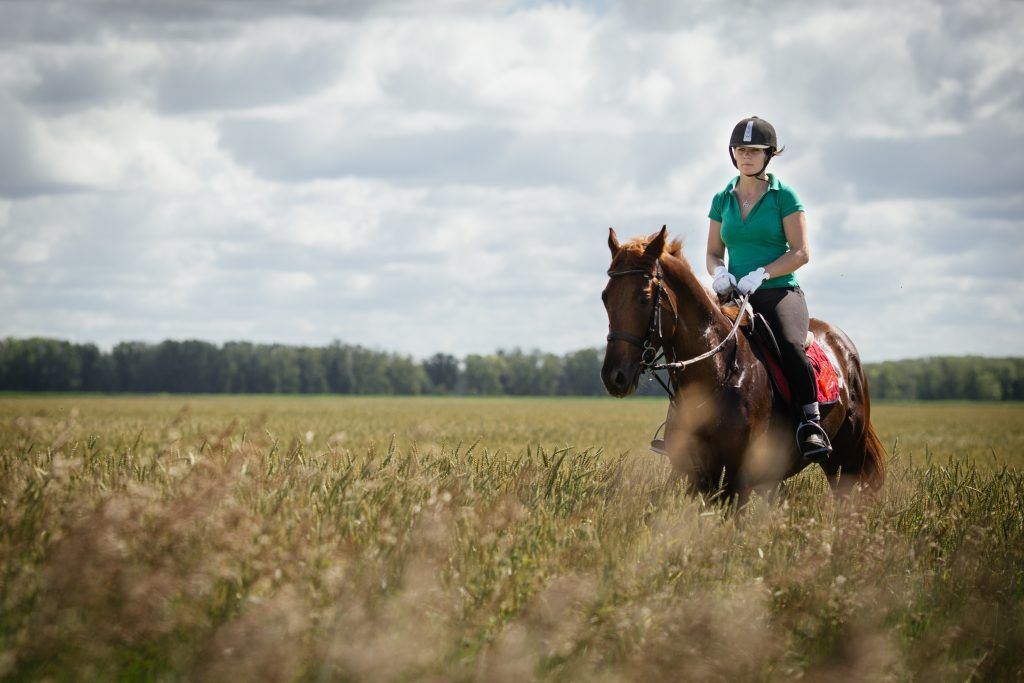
[706,219,726,276]
[761,211,810,279]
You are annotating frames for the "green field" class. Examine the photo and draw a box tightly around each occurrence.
[1,396,1022,680]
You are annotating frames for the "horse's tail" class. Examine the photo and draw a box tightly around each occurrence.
[859,377,887,490]
[860,420,887,490]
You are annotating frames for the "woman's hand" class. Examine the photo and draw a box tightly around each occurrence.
[737,268,769,295]
[712,265,736,294]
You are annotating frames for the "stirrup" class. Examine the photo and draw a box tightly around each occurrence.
[649,420,668,456]
[796,420,832,463]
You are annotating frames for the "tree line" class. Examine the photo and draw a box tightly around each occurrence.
[865,356,1023,401]
[1,337,1021,400]
[0,337,613,396]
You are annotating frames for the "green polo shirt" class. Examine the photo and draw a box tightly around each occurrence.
[708,173,804,289]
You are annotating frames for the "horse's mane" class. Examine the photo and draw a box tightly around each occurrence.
[619,235,684,258]
[611,232,691,275]
[611,230,719,304]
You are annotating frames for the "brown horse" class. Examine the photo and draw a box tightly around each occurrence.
[601,226,886,500]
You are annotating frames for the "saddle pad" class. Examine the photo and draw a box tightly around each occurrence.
[761,340,841,406]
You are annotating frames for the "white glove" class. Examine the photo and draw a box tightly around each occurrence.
[711,265,736,295]
[736,267,770,295]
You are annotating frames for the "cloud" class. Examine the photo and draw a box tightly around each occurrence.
[824,122,1023,201]
[0,0,522,44]
[0,96,83,197]
[0,0,1022,361]
[153,21,349,112]
[218,117,695,190]
[19,51,138,109]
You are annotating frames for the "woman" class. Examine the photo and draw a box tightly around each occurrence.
[706,116,831,461]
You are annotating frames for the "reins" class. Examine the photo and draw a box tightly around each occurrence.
[652,293,750,371]
[606,259,752,400]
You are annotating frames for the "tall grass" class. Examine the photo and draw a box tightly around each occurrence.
[1,397,1022,680]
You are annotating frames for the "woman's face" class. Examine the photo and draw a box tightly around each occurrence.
[733,146,767,174]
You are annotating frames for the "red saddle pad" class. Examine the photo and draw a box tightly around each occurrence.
[762,340,841,406]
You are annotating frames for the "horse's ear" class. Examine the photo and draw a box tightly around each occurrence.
[608,227,620,257]
[644,225,667,258]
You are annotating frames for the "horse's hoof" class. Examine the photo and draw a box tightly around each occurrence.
[650,439,668,456]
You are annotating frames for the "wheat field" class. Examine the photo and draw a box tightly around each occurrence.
[1,396,1022,681]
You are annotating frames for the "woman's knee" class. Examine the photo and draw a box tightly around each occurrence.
[778,339,812,369]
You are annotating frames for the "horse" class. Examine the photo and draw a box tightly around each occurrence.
[600,226,886,501]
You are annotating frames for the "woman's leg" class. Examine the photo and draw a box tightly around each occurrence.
[749,287,815,407]
[749,287,831,460]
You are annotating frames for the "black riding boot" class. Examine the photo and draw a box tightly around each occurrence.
[796,402,832,462]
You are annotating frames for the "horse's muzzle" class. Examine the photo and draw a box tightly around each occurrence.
[601,358,641,397]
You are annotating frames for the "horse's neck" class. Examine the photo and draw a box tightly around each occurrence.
[661,257,736,383]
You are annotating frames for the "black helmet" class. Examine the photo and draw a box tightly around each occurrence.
[730,116,777,149]
[729,116,778,176]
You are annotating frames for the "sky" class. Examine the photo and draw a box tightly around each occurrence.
[1,0,1022,362]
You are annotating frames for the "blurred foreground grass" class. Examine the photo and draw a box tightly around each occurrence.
[1,396,1022,680]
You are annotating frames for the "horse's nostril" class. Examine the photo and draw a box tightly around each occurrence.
[613,370,627,389]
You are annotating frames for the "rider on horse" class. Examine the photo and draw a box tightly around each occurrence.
[704,116,831,462]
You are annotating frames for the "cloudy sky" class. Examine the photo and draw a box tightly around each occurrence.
[1,0,1022,362]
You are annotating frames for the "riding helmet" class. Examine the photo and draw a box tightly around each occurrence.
[729,116,778,175]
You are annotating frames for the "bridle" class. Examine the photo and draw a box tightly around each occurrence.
[605,259,752,399]
[605,259,678,396]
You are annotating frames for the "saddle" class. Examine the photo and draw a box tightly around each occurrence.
[721,302,840,407]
